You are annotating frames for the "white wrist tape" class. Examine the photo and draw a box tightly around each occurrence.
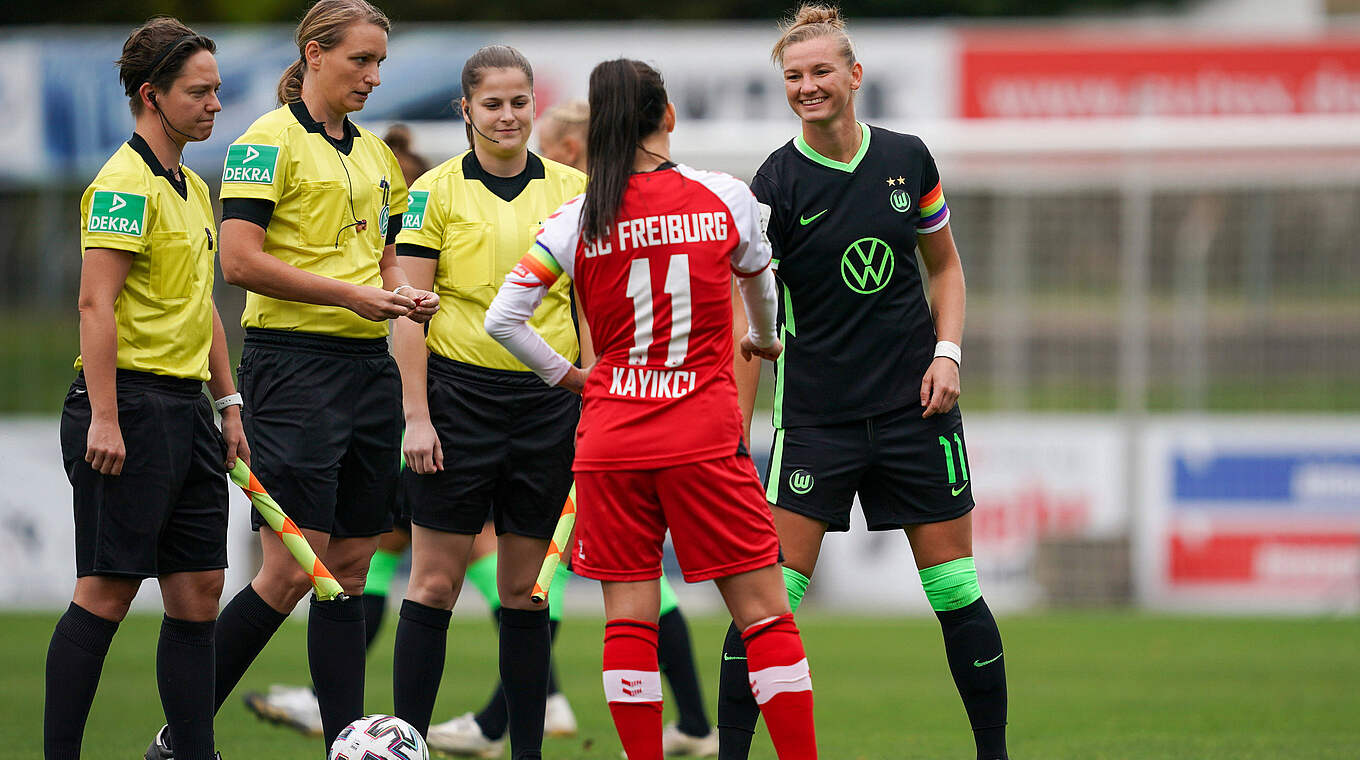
[213,393,243,412]
[934,340,962,367]
[392,284,414,296]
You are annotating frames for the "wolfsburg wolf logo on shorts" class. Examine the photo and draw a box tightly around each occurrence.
[788,469,814,495]
[87,191,147,237]
[223,144,280,184]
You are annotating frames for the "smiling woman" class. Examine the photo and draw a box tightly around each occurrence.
[714,5,1010,760]
[387,45,587,757]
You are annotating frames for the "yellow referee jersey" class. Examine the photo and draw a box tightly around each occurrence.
[221,102,408,339]
[76,134,216,382]
[397,151,585,371]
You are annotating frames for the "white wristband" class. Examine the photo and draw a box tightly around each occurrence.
[213,393,243,412]
[393,284,414,296]
[934,340,961,367]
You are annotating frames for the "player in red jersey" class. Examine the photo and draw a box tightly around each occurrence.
[485,59,817,760]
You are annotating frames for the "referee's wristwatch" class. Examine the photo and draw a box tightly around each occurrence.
[213,393,243,413]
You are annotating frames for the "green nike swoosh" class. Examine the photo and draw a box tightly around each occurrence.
[952,482,969,496]
[973,653,1003,668]
[799,209,828,225]
[723,654,747,661]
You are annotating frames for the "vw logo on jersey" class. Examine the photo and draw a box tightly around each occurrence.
[890,188,911,213]
[788,469,814,495]
[840,237,895,294]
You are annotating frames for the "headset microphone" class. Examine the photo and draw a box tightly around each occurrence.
[150,92,198,142]
[464,105,501,144]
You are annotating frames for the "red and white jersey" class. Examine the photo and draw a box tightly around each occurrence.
[488,164,772,470]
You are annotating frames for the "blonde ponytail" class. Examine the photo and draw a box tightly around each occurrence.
[276,58,306,104]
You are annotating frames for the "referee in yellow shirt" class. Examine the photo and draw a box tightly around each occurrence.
[390,45,584,757]
[189,0,437,752]
[45,18,243,760]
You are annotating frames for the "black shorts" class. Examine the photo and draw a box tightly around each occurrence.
[403,355,577,540]
[239,329,401,539]
[60,370,228,578]
[764,402,975,532]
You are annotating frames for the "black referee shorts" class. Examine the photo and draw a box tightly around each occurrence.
[238,329,401,539]
[404,355,577,540]
[764,402,975,532]
[60,370,228,578]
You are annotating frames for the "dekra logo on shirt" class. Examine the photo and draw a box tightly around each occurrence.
[223,144,279,184]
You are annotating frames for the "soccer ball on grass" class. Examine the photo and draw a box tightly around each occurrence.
[328,714,428,760]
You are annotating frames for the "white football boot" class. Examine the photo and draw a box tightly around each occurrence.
[425,712,505,758]
[241,684,323,737]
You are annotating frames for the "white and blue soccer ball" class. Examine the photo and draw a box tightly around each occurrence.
[328,714,428,760]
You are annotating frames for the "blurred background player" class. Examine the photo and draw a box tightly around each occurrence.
[240,122,429,739]
[151,1,440,756]
[715,6,1008,760]
[428,98,721,758]
[485,57,817,760]
[390,45,583,760]
[45,18,241,760]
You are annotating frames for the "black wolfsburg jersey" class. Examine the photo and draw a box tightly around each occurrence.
[753,124,951,428]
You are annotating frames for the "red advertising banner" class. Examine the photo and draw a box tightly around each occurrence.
[960,31,1360,118]
[1169,531,1360,585]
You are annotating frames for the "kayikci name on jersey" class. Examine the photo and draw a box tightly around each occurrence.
[584,211,730,257]
[607,366,699,400]
[222,144,280,184]
[87,191,147,236]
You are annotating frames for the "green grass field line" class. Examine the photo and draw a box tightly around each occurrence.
[2,612,1357,758]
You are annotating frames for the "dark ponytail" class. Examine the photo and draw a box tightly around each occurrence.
[581,59,668,244]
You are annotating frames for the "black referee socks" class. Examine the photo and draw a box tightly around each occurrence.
[44,602,119,760]
[309,594,367,747]
[157,615,216,760]
[392,598,451,738]
[213,583,287,712]
[476,616,563,741]
[936,596,1009,760]
[499,606,551,760]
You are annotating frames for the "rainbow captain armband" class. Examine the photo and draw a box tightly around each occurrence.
[510,242,565,287]
[917,181,949,234]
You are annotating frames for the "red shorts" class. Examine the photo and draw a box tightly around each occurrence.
[572,454,780,583]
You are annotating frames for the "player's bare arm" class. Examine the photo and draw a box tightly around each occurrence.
[917,221,965,418]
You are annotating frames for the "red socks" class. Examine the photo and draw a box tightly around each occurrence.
[742,613,817,759]
[603,620,663,760]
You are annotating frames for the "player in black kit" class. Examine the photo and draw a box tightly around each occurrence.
[716,6,1009,760]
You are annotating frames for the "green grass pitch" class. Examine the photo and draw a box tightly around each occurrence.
[3,611,1357,758]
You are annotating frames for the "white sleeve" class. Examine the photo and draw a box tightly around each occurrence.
[737,267,779,349]
[729,189,773,277]
[484,198,585,386]
[533,194,585,280]
[485,277,574,386]
[674,165,772,277]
